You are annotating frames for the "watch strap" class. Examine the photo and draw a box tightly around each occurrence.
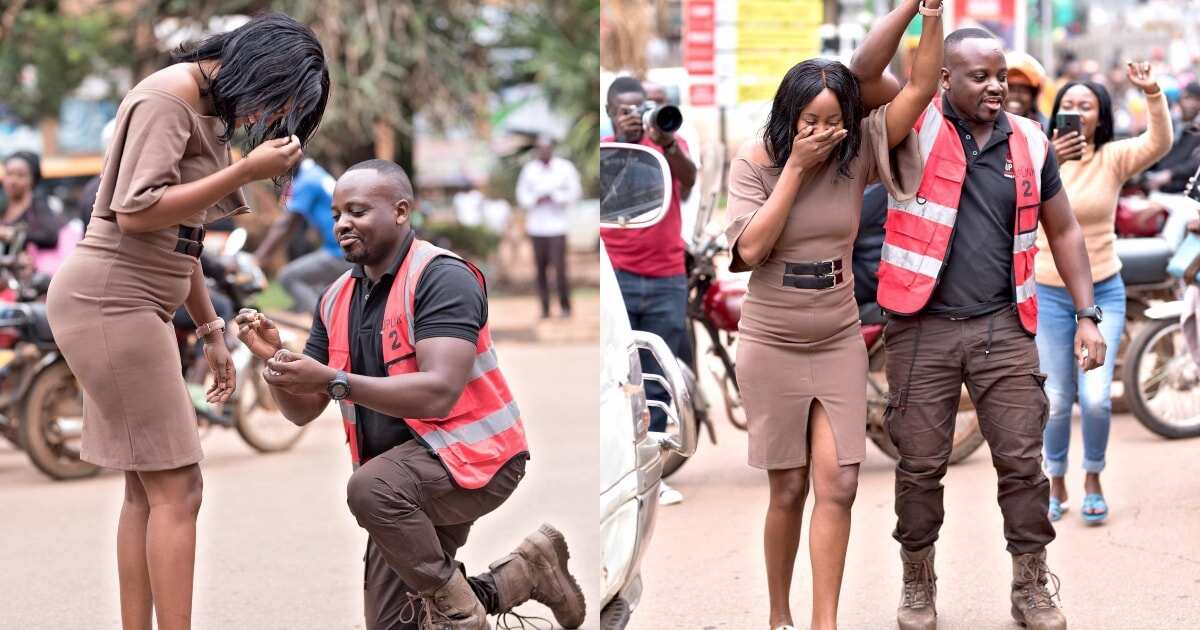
[919,0,943,16]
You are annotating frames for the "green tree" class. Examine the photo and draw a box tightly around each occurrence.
[0,4,132,124]
[499,0,601,196]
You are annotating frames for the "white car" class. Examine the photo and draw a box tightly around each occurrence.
[599,142,697,628]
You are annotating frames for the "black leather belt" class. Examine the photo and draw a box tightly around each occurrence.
[782,258,844,290]
[175,225,206,258]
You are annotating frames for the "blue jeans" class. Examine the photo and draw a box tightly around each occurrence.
[1035,274,1126,477]
[615,270,693,432]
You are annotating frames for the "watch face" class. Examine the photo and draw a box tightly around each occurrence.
[329,382,349,399]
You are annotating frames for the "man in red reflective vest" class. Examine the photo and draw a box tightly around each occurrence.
[235,160,585,630]
[864,28,1107,630]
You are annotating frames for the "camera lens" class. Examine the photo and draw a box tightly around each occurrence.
[651,105,682,133]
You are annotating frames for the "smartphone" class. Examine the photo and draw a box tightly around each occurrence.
[1056,112,1083,138]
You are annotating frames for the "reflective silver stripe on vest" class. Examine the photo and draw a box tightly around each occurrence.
[1015,275,1037,303]
[339,400,356,424]
[471,347,500,380]
[891,195,958,228]
[917,104,944,159]
[418,399,522,451]
[1014,231,1038,253]
[320,270,356,327]
[881,243,943,279]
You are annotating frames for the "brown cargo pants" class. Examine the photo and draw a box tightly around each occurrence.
[347,439,528,629]
[883,306,1056,555]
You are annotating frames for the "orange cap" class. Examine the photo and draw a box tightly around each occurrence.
[1005,51,1048,91]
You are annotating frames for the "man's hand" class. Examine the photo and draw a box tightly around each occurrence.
[1075,319,1107,371]
[264,349,335,395]
[235,308,283,360]
[614,107,643,142]
[647,124,674,148]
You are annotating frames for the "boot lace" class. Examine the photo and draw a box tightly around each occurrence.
[902,559,935,608]
[1018,557,1063,610]
[496,610,555,630]
[399,592,453,630]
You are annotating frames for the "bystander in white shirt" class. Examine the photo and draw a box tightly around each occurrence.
[516,155,583,237]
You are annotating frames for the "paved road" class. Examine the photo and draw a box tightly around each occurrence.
[0,342,599,630]
[630,396,1200,629]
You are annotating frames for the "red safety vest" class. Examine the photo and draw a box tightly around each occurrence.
[318,239,528,489]
[877,98,1048,334]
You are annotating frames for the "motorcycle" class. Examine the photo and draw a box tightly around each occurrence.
[0,227,94,480]
[175,228,310,453]
[1120,169,1200,439]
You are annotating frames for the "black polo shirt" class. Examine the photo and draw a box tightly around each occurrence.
[303,231,488,460]
[924,94,1063,319]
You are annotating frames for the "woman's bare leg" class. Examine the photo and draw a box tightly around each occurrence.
[807,401,859,630]
[766,463,810,629]
[117,471,153,630]
[138,464,203,630]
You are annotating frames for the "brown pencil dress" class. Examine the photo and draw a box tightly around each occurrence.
[726,106,921,470]
[45,88,248,471]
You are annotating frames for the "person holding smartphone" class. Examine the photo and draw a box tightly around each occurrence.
[1039,62,1173,525]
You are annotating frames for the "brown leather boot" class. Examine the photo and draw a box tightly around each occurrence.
[420,571,491,630]
[1011,551,1067,630]
[897,546,938,630]
[490,523,586,628]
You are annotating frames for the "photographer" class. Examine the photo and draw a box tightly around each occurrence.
[600,76,697,505]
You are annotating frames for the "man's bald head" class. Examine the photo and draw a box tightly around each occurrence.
[344,159,415,201]
[944,28,1002,69]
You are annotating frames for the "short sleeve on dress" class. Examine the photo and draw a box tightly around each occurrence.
[862,104,924,202]
[724,145,775,273]
[109,93,195,215]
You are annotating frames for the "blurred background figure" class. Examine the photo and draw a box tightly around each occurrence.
[0,152,62,259]
[516,135,581,319]
[1006,51,1050,131]
[252,158,351,314]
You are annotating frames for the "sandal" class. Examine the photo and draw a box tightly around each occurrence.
[1048,496,1069,522]
[1081,493,1108,524]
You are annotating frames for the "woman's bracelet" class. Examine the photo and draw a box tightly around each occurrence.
[197,318,226,342]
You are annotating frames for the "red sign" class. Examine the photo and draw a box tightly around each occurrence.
[684,0,716,76]
[955,0,1015,21]
[690,84,716,107]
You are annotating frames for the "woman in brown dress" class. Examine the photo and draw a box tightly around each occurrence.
[46,14,328,630]
[725,2,943,628]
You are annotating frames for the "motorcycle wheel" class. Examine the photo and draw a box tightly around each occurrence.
[233,358,309,452]
[19,360,100,480]
[1122,318,1200,438]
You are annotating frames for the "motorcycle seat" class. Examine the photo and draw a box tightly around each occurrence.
[858,302,888,325]
[1116,237,1174,286]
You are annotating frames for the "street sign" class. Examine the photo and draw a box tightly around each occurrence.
[690,83,717,106]
[713,0,825,105]
[685,0,716,76]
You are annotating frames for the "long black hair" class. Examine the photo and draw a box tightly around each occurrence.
[172,13,329,151]
[1048,81,1115,149]
[764,59,864,178]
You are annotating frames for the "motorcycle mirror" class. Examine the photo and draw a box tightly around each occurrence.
[222,228,248,257]
[600,142,673,230]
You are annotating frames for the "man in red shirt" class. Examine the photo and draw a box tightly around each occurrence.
[601,77,698,503]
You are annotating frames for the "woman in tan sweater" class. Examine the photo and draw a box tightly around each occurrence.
[1036,62,1172,525]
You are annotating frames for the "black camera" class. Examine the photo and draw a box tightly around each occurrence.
[623,101,683,134]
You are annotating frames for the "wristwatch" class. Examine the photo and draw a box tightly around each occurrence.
[1075,305,1104,324]
[919,0,943,17]
[327,370,351,400]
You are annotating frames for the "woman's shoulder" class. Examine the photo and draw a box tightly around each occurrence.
[734,138,774,169]
[124,66,208,118]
